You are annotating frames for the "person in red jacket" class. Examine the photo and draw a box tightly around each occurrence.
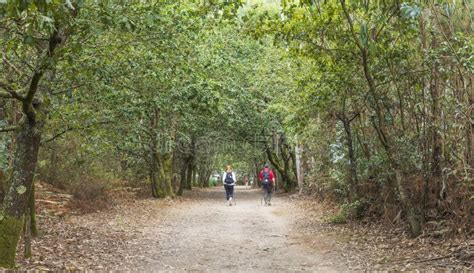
[259,164,275,206]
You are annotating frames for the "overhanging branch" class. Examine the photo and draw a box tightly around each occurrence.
[41,119,115,144]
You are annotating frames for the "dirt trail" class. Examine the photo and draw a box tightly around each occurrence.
[17,186,343,271]
[141,186,341,271]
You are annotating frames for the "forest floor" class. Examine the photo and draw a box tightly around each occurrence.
[13,183,473,271]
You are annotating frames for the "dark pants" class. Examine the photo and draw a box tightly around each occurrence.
[263,183,272,203]
[224,184,234,200]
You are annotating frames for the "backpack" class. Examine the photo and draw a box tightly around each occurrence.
[224,172,234,184]
[262,170,270,185]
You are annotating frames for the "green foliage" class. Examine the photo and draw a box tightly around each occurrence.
[0,215,23,268]
[325,209,347,224]
[208,177,218,187]
[1,0,471,246]
[326,199,369,224]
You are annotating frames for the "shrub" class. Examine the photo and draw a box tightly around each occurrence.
[326,210,348,224]
[326,199,370,224]
[68,179,111,212]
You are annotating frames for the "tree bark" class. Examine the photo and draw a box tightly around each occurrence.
[254,158,261,188]
[265,133,296,192]
[192,164,197,187]
[185,138,195,190]
[186,160,193,190]
[29,181,37,237]
[0,111,44,268]
[295,135,304,194]
[23,207,32,259]
[0,170,5,204]
[148,108,160,198]
[177,159,187,196]
[429,34,443,199]
[467,76,474,176]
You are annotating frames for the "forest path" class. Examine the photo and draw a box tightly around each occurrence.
[17,186,343,271]
[139,186,341,271]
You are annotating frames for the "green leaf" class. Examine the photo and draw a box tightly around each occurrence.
[16,185,27,195]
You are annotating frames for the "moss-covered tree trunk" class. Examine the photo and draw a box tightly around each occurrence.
[265,135,296,192]
[0,113,44,268]
[149,151,160,198]
[203,171,211,188]
[147,107,168,198]
[158,155,173,197]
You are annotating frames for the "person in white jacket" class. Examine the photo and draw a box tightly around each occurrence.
[223,165,236,205]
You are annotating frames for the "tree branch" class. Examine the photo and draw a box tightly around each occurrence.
[2,55,23,76]
[0,91,13,99]
[41,120,115,144]
[0,125,19,133]
[340,0,364,51]
[0,81,25,101]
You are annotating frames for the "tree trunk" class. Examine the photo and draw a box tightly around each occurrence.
[467,76,474,176]
[265,133,296,192]
[148,139,160,198]
[192,164,197,187]
[185,138,195,190]
[23,207,32,259]
[177,160,187,196]
[149,160,159,198]
[394,169,422,236]
[203,169,211,188]
[147,107,173,198]
[48,147,59,188]
[429,34,443,199]
[337,112,360,200]
[0,114,44,268]
[185,160,193,190]
[29,181,37,237]
[0,169,5,204]
[159,154,173,197]
[295,136,303,194]
[254,158,261,188]
[171,150,179,194]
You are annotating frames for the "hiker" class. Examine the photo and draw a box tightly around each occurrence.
[243,175,249,186]
[222,165,236,205]
[259,164,275,206]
